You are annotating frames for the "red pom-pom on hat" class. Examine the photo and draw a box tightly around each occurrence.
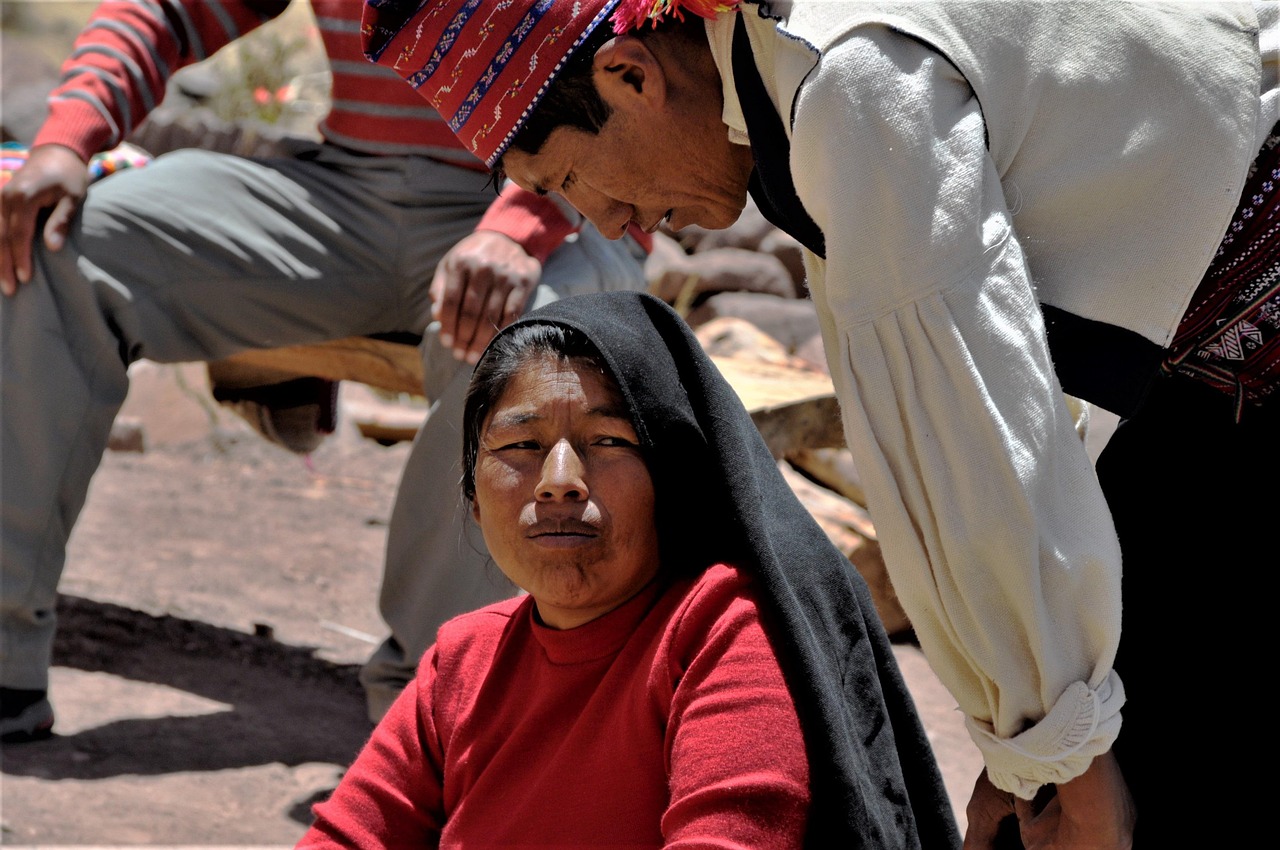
[610,0,739,34]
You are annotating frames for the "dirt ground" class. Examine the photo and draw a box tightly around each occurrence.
[0,362,995,846]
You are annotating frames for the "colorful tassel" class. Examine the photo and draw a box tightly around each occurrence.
[611,0,740,33]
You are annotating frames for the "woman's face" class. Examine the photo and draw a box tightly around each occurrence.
[471,353,661,629]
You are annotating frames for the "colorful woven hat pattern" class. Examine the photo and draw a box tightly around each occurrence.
[362,0,620,168]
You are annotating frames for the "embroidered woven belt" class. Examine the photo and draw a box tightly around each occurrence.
[1165,122,1280,419]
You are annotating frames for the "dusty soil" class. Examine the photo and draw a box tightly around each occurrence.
[0,362,988,846]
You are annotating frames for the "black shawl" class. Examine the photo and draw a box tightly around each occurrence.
[491,290,961,849]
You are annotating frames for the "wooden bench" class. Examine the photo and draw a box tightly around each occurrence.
[219,336,846,459]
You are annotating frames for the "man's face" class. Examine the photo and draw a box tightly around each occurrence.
[501,82,756,239]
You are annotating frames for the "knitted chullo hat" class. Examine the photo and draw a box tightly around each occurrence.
[361,0,740,168]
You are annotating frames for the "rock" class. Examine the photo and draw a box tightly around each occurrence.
[789,447,866,509]
[778,461,911,636]
[129,105,302,160]
[670,197,776,253]
[794,333,828,373]
[694,316,800,368]
[643,230,688,278]
[647,247,795,307]
[687,291,825,370]
[757,228,808,297]
[0,36,60,143]
[695,317,844,459]
[107,417,147,453]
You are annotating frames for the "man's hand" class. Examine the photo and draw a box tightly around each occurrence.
[963,750,1135,850]
[430,230,541,364]
[963,767,1019,849]
[1,144,90,296]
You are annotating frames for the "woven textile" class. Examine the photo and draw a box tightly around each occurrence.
[362,0,618,168]
[1166,123,1280,418]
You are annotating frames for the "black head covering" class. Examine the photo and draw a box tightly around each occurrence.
[486,291,961,850]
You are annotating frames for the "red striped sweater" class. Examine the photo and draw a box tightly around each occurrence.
[32,0,650,261]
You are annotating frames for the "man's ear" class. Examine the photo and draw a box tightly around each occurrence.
[471,500,482,525]
[592,34,667,108]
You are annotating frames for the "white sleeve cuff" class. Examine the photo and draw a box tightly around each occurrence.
[965,671,1125,799]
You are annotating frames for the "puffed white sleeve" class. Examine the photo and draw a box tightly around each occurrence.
[787,25,1125,798]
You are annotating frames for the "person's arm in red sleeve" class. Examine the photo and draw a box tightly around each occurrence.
[2,0,288,293]
[477,182,579,264]
[297,650,445,849]
[661,566,809,849]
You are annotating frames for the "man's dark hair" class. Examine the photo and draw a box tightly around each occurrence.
[499,15,697,170]
[505,24,618,159]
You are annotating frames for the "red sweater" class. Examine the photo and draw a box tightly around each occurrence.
[32,0,650,263]
[299,564,810,849]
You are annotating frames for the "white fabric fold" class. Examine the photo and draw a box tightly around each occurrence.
[967,671,1125,798]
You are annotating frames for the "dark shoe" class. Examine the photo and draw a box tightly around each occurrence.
[0,687,54,743]
[207,362,339,455]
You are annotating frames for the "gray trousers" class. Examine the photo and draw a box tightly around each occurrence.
[0,143,646,719]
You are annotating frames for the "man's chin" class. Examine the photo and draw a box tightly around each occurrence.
[713,196,752,230]
[682,202,747,233]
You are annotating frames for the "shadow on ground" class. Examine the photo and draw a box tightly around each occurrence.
[1,595,371,783]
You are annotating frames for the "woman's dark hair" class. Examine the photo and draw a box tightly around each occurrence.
[462,311,721,578]
[461,323,614,503]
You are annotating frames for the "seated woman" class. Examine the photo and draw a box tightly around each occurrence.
[297,291,959,849]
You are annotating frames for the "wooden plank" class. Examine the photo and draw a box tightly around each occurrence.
[710,355,846,458]
[222,337,846,457]
[708,355,835,410]
[220,337,425,396]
